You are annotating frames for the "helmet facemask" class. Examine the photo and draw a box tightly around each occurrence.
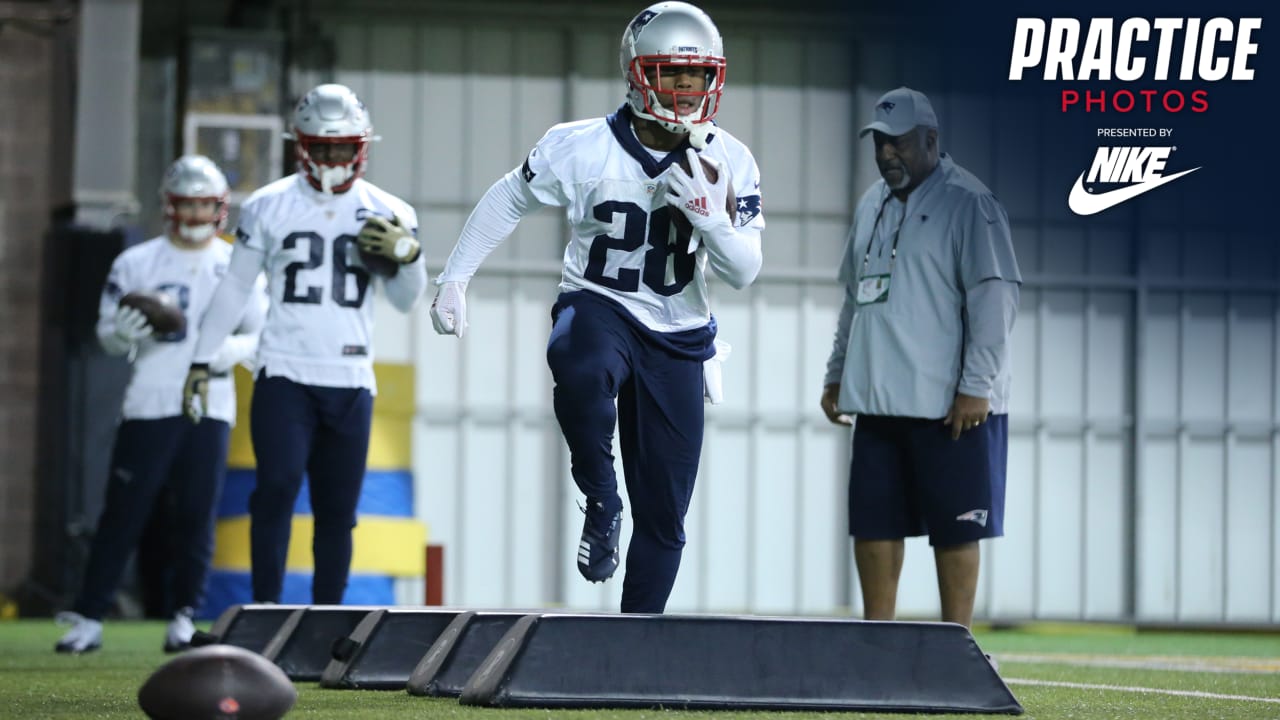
[286,84,377,195]
[627,57,725,146]
[166,197,226,245]
[294,135,370,194]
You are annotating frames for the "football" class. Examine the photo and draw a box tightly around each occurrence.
[137,645,297,720]
[671,153,736,235]
[359,247,400,278]
[120,291,186,336]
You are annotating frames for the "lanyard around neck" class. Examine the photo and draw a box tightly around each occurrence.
[861,192,903,276]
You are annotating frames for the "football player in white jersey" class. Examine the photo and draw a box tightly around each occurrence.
[430,1,764,613]
[182,84,426,605]
[56,156,267,654]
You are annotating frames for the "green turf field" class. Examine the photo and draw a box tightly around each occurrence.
[2,619,1277,718]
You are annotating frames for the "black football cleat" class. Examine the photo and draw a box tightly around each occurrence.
[577,501,622,583]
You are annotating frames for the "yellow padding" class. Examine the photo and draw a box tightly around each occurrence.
[227,363,415,470]
[366,421,411,470]
[372,363,416,417]
[213,515,426,576]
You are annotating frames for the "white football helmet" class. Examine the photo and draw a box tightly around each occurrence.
[285,83,376,194]
[160,154,229,245]
[620,2,726,148]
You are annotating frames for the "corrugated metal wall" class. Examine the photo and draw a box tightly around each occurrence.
[287,3,1280,623]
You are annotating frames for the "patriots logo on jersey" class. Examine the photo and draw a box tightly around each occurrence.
[521,155,537,183]
[355,207,387,222]
[628,10,658,40]
[734,194,762,227]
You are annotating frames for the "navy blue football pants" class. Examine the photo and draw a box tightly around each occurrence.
[75,416,229,620]
[547,292,708,614]
[249,375,372,604]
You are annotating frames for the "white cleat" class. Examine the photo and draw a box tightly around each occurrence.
[54,612,103,654]
[164,608,196,653]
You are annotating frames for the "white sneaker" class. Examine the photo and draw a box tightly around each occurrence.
[164,608,196,653]
[54,612,102,654]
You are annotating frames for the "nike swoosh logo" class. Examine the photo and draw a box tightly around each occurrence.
[1067,166,1200,216]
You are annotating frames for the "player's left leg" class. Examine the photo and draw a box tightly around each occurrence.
[166,417,230,648]
[305,385,373,604]
[135,488,175,619]
[617,346,705,614]
[913,414,1008,627]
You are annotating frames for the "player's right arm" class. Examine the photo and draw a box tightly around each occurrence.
[96,253,153,357]
[208,273,268,374]
[191,209,268,364]
[185,204,268,422]
[432,135,565,337]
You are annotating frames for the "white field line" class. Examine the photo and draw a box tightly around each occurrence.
[997,652,1280,675]
[1003,678,1280,704]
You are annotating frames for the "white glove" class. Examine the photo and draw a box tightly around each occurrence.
[430,281,468,338]
[666,148,732,254]
[113,305,154,342]
[703,340,732,405]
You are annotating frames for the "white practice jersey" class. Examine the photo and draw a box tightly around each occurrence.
[235,174,418,390]
[98,236,264,423]
[522,110,765,332]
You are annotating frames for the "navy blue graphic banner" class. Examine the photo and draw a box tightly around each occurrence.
[906,0,1276,234]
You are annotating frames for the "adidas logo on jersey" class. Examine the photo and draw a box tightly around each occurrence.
[684,196,710,217]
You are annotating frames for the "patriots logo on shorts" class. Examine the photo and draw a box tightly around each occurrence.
[235,228,251,245]
[956,509,989,527]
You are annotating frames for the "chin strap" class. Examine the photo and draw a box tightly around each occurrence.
[635,92,714,149]
[681,119,712,150]
[309,162,354,195]
[177,223,217,243]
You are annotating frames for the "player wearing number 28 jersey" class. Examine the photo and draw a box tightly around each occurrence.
[431,2,764,614]
[184,84,426,605]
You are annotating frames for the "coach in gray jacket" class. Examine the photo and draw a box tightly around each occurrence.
[821,87,1021,628]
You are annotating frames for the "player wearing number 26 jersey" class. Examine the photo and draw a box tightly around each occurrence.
[430,2,764,614]
[183,84,426,606]
[227,173,418,388]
